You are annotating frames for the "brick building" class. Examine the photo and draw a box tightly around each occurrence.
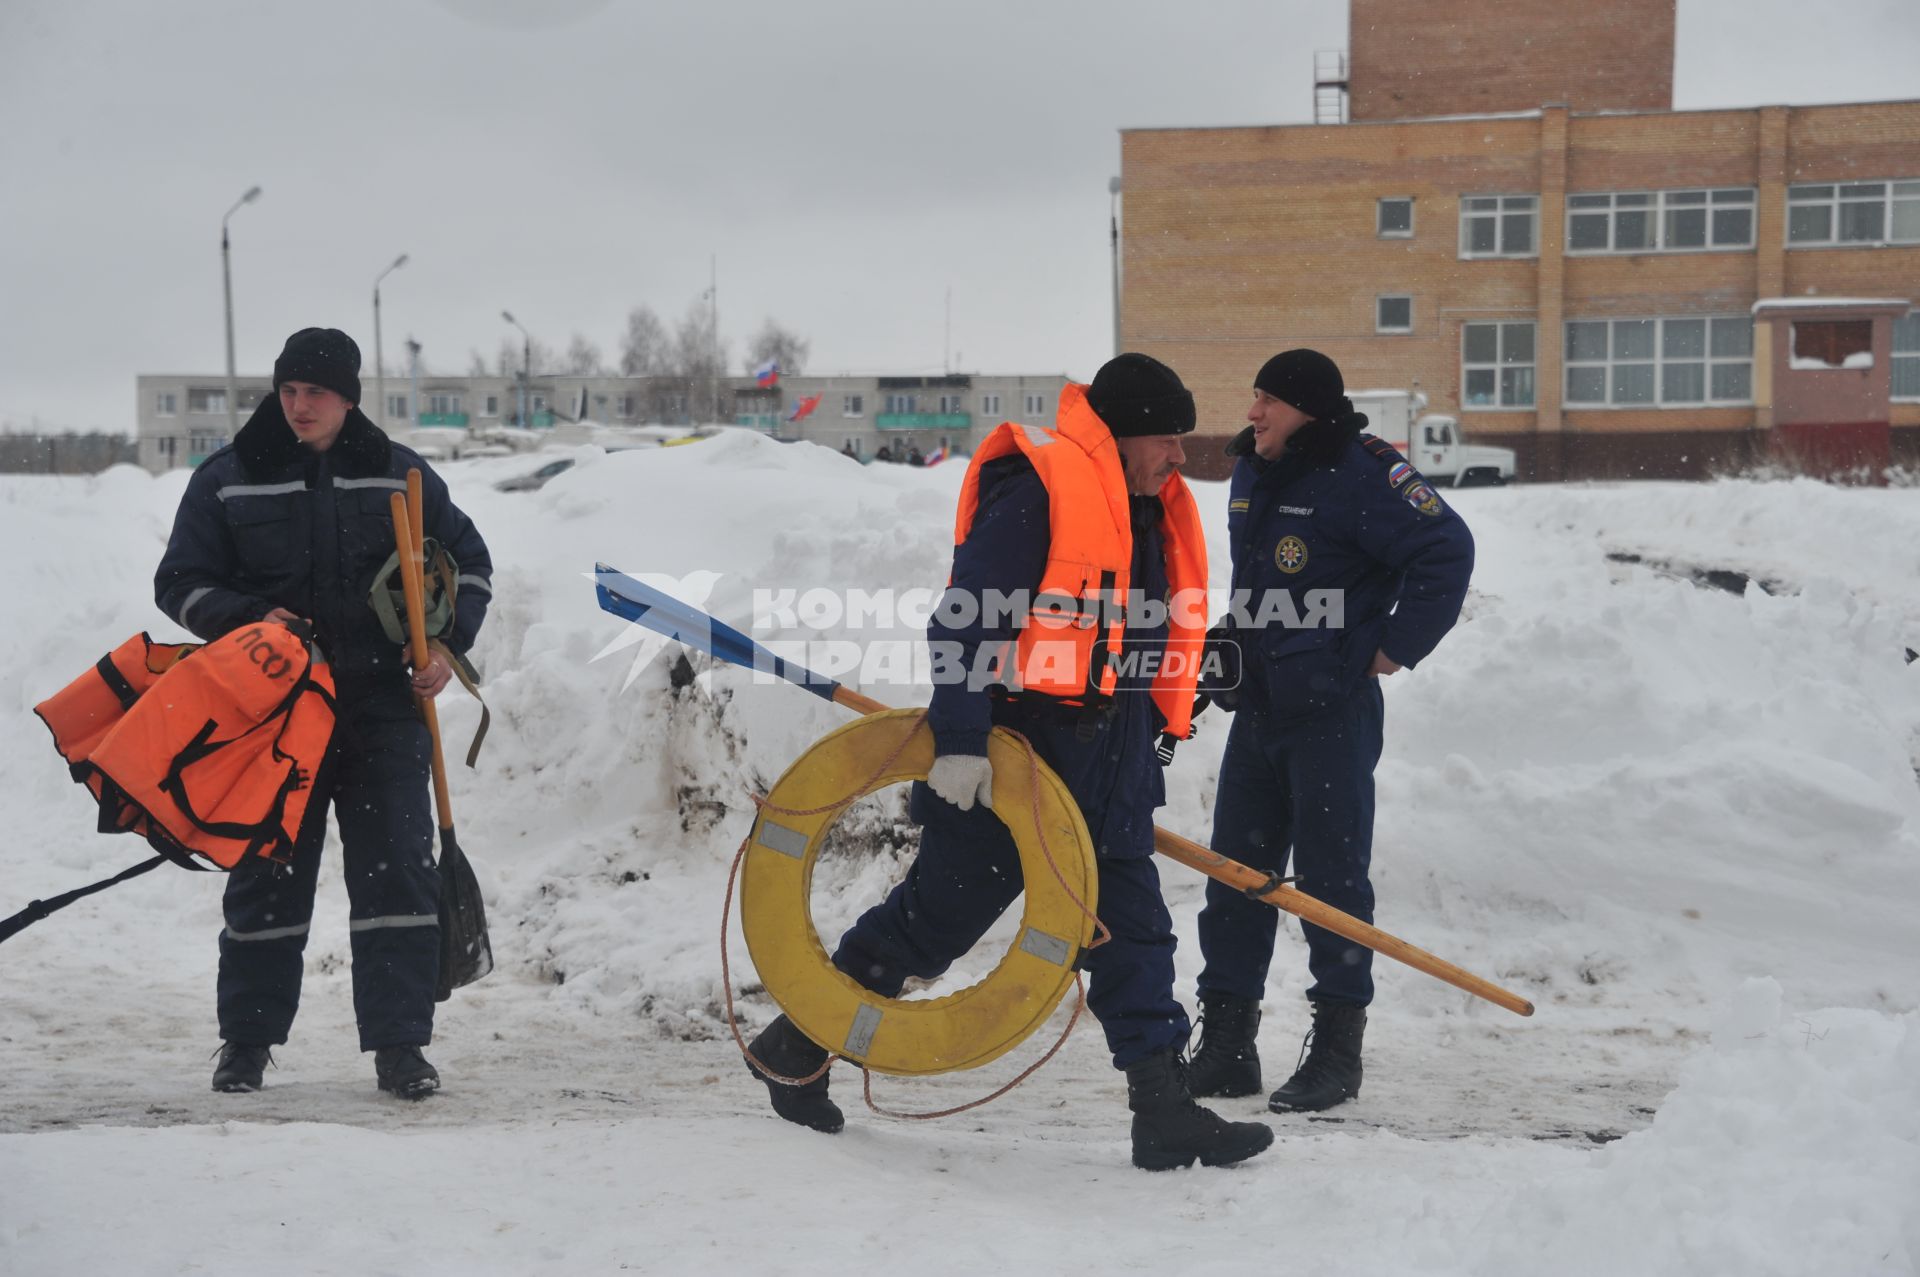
[1120,0,1920,480]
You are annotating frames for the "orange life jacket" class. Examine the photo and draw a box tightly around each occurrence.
[953,383,1209,739]
[34,623,337,870]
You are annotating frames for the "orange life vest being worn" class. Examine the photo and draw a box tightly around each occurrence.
[952,383,1209,740]
[33,622,337,870]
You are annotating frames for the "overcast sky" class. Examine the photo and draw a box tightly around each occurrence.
[3,0,1917,434]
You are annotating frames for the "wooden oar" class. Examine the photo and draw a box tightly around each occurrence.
[594,565,1535,1017]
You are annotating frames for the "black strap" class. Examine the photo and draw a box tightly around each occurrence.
[94,653,140,711]
[0,855,168,945]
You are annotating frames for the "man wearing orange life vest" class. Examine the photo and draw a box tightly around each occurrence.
[154,327,492,1100]
[747,354,1273,1171]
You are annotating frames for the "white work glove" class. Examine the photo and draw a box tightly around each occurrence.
[926,754,994,811]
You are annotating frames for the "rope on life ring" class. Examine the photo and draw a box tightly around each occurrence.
[738,707,1101,1078]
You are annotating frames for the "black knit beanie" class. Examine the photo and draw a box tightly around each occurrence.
[1086,353,1196,437]
[1254,349,1348,422]
[273,327,363,405]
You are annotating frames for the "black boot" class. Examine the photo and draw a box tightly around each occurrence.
[211,1042,273,1093]
[746,1015,843,1134]
[1126,1046,1274,1171]
[1268,1000,1366,1113]
[374,1045,441,1100]
[1184,993,1262,1098]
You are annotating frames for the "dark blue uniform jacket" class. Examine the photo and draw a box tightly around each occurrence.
[154,398,491,685]
[923,455,1170,859]
[1220,420,1473,721]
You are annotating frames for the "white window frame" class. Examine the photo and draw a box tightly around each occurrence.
[1377,197,1414,239]
[1024,393,1046,418]
[1893,314,1920,402]
[1459,194,1538,259]
[1567,188,1756,254]
[387,393,409,420]
[1375,295,1413,334]
[530,394,548,413]
[884,393,916,414]
[1563,316,1753,409]
[615,394,635,418]
[1788,180,1920,247]
[426,392,461,416]
[979,392,1002,416]
[155,392,177,416]
[1460,321,1536,409]
[482,395,499,418]
[187,388,227,415]
[842,394,865,418]
[937,393,965,414]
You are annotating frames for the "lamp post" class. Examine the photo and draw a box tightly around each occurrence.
[1108,175,1123,356]
[372,254,409,425]
[221,185,263,439]
[502,310,531,427]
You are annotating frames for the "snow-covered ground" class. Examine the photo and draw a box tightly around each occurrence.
[2,438,1917,1276]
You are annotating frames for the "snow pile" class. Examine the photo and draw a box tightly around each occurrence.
[1,447,1917,1272]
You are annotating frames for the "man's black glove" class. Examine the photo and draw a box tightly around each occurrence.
[1198,621,1242,712]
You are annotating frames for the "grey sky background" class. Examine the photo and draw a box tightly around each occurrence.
[3,0,1917,434]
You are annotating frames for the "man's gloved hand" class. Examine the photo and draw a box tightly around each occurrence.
[926,754,994,811]
[1199,621,1242,712]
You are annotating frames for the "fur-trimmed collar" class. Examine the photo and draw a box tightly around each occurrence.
[235,395,393,480]
[1225,410,1369,467]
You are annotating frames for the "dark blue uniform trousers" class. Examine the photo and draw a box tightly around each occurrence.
[217,680,440,1051]
[832,784,1190,1069]
[1197,679,1384,1007]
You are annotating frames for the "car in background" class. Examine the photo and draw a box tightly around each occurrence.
[494,457,577,492]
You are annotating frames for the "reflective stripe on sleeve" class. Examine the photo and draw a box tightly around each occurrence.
[348,914,438,932]
[456,574,492,596]
[334,477,408,491]
[223,921,312,942]
[216,481,308,500]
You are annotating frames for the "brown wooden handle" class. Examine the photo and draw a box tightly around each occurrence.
[391,482,454,832]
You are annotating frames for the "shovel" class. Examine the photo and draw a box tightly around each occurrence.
[392,472,493,999]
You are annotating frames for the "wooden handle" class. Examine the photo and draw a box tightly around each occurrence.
[821,683,1533,1017]
[391,484,453,832]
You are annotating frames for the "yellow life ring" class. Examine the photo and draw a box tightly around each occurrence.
[740,707,1099,1077]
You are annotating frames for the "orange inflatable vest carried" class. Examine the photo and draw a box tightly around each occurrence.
[3,622,337,945]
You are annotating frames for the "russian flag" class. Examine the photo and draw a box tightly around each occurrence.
[753,358,780,387]
[786,393,821,423]
[923,443,949,466]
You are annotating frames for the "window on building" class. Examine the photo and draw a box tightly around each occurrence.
[426,393,461,415]
[157,436,176,461]
[186,388,227,415]
[979,392,1001,416]
[1567,189,1755,253]
[1461,322,1535,407]
[387,394,409,419]
[1564,317,1752,406]
[842,394,865,417]
[531,394,548,412]
[155,392,177,416]
[1893,315,1920,400]
[1791,320,1874,369]
[1459,195,1537,258]
[1789,181,1920,246]
[1024,393,1046,418]
[938,394,965,414]
[1377,197,1414,238]
[1376,295,1413,333]
[613,394,633,418]
[884,393,917,414]
[482,395,499,417]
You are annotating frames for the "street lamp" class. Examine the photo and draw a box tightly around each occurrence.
[221,184,263,438]
[372,254,409,425]
[1108,175,1123,356]
[502,310,531,427]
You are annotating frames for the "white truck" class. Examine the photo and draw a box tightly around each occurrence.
[1348,389,1517,487]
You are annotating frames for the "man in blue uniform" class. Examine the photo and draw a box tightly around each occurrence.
[747,354,1273,1170]
[155,327,492,1099]
[1184,349,1473,1114]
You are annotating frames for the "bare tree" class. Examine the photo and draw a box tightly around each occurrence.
[672,298,729,422]
[495,334,557,378]
[745,317,810,377]
[619,306,670,376]
[564,332,604,376]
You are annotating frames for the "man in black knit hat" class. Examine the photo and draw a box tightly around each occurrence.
[1183,348,1474,1115]
[747,353,1273,1171]
[155,327,492,1100]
